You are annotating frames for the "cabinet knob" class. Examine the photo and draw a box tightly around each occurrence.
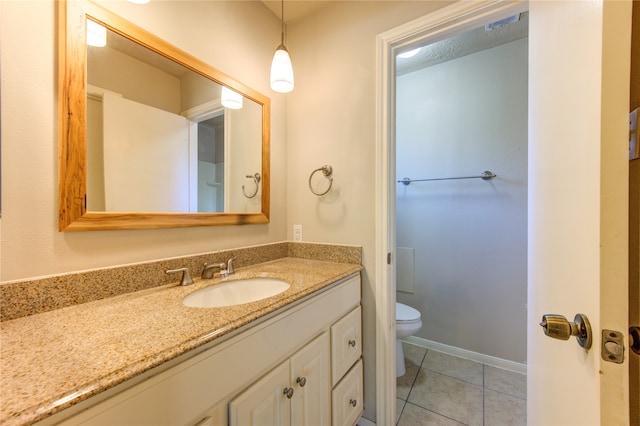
[350,398,357,407]
[283,387,294,399]
[296,376,307,387]
[348,339,357,347]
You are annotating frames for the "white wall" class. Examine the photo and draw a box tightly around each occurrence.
[0,0,286,281]
[395,38,528,363]
[286,1,453,420]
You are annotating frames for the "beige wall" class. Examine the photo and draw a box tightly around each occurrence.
[286,1,451,420]
[0,0,286,281]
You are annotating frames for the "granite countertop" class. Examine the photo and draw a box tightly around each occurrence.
[0,257,362,426]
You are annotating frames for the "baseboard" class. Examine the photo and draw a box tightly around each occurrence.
[404,336,527,375]
[357,416,376,426]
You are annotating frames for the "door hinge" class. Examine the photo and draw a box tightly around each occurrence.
[387,252,392,265]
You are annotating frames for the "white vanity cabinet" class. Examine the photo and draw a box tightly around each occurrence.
[229,332,330,426]
[44,273,361,426]
[229,305,364,426]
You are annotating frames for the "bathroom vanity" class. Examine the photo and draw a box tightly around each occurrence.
[0,255,362,426]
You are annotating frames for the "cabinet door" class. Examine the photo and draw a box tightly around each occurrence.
[229,362,291,426]
[290,332,331,426]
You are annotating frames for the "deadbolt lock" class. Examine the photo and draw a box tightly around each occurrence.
[540,313,592,350]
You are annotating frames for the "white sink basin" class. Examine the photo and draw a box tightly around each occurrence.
[183,278,290,308]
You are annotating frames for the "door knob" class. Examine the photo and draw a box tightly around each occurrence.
[540,313,592,349]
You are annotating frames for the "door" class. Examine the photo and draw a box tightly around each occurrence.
[527,1,631,424]
[102,92,190,212]
[290,332,331,425]
[376,1,632,424]
[229,362,291,426]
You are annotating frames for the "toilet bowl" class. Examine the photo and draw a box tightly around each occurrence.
[396,302,422,377]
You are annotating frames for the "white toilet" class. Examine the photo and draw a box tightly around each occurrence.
[396,302,422,377]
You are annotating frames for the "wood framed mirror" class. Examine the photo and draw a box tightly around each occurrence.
[58,0,270,231]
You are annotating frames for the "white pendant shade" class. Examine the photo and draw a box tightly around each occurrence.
[86,20,107,47]
[221,87,243,109]
[270,47,294,93]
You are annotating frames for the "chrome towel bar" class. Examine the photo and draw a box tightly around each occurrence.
[398,170,496,186]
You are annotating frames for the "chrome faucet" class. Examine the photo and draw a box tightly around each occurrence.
[202,258,236,279]
[226,257,236,275]
[166,268,194,286]
[202,262,226,279]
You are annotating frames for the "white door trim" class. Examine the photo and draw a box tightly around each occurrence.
[374,1,527,424]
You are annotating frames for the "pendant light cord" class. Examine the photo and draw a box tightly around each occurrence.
[280,0,285,46]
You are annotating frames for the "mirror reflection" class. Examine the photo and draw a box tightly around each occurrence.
[86,25,262,214]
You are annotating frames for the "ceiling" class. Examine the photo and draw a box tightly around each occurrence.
[396,12,528,75]
[261,1,331,24]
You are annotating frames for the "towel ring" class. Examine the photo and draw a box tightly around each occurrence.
[308,165,333,196]
[242,173,261,198]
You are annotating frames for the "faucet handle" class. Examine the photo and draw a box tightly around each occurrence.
[166,268,194,286]
[227,257,236,274]
[202,262,225,279]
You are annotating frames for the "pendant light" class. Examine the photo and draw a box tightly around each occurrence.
[270,0,294,93]
[221,87,243,110]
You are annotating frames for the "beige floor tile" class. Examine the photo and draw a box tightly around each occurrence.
[408,369,483,426]
[402,341,427,368]
[484,365,526,399]
[397,361,420,400]
[484,389,526,426]
[422,350,484,386]
[397,402,465,426]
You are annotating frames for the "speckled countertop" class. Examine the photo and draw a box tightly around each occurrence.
[0,257,362,426]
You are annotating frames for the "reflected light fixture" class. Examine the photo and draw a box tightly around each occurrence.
[270,0,294,93]
[221,87,243,110]
[127,0,151,4]
[86,20,107,47]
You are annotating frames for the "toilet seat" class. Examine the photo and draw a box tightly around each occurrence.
[396,302,421,323]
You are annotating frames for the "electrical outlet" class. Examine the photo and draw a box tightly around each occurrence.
[293,225,302,242]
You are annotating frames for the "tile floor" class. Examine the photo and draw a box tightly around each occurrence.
[396,342,526,426]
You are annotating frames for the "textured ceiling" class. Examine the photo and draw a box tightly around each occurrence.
[397,12,529,75]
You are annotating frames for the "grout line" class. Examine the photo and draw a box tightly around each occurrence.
[484,387,527,401]
[395,399,405,425]
[482,363,486,426]
[398,347,526,426]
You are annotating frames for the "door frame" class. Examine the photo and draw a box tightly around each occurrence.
[374,2,527,423]
[375,1,631,424]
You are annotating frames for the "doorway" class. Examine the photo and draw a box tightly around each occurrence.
[393,14,528,424]
[375,1,631,425]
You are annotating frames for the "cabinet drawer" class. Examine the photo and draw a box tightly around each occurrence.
[331,359,363,426]
[330,306,362,386]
